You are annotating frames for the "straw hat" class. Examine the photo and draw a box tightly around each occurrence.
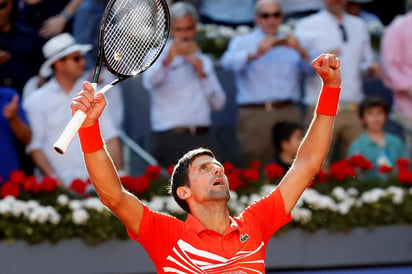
[39,33,92,78]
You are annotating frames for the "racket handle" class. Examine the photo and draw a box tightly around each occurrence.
[53,110,87,154]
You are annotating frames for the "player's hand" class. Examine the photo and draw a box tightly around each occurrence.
[312,53,341,88]
[71,81,106,128]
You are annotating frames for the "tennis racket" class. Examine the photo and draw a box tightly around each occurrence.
[53,0,170,154]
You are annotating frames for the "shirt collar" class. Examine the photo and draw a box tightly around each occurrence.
[185,214,240,235]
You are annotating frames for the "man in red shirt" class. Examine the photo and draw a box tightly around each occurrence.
[71,53,341,273]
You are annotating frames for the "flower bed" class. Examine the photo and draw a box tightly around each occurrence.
[1,155,411,246]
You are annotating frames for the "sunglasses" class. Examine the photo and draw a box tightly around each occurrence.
[62,55,85,63]
[258,12,282,19]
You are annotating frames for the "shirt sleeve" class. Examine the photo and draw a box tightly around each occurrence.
[126,205,184,262]
[199,56,226,111]
[240,187,292,243]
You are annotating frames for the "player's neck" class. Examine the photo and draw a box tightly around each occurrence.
[191,202,231,235]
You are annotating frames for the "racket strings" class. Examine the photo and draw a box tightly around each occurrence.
[103,0,168,76]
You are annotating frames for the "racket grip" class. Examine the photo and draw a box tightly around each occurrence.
[53,110,87,154]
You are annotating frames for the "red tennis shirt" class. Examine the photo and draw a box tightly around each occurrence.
[127,187,291,274]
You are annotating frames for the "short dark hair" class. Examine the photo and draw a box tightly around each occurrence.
[358,96,389,119]
[169,148,215,213]
[272,121,302,152]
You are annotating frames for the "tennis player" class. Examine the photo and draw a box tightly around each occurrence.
[71,53,341,273]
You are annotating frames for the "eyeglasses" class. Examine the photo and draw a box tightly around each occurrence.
[0,2,9,10]
[61,55,85,63]
[258,12,282,19]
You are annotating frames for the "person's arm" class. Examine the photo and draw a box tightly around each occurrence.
[38,0,84,38]
[278,53,341,215]
[3,95,31,145]
[71,82,144,237]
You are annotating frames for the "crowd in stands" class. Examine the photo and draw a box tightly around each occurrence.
[1,0,411,188]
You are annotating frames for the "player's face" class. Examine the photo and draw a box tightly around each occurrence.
[361,106,387,133]
[187,155,230,203]
[170,15,197,42]
[255,1,283,36]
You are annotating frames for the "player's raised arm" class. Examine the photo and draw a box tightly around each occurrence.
[71,81,144,237]
[278,53,341,215]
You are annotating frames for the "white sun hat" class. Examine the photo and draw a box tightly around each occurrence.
[39,33,92,78]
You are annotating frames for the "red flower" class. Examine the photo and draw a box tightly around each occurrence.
[133,176,151,194]
[249,161,261,170]
[145,165,162,180]
[120,175,135,191]
[70,179,88,195]
[166,165,175,176]
[329,160,356,180]
[9,170,26,185]
[223,162,235,174]
[227,173,246,191]
[347,155,373,171]
[378,165,393,174]
[398,168,412,185]
[1,182,20,198]
[264,163,285,180]
[39,176,58,192]
[243,168,260,182]
[315,169,329,183]
[396,158,410,170]
[23,175,40,194]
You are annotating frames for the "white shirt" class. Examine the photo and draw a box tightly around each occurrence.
[23,76,119,186]
[142,41,226,132]
[294,10,375,105]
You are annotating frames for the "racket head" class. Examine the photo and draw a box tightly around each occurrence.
[98,0,170,82]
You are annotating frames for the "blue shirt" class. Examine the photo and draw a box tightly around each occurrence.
[347,132,406,179]
[220,28,311,105]
[0,87,28,183]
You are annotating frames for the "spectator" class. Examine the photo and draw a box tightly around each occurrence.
[198,0,255,28]
[347,96,406,178]
[380,0,412,127]
[0,87,31,183]
[17,0,83,39]
[272,121,303,172]
[0,0,43,96]
[0,0,43,176]
[221,0,311,167]
[23,33,124,187]
[346,0,384,27]
[142,2,226,168]
[294,0,379,164]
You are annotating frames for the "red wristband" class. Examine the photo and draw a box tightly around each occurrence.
[78,122,104,153]
[316,86,341,116]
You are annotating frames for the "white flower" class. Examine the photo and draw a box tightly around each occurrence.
[83,197,106,213]
[292,208,312,224]
[347,187,359,197]
[72,209,89,225]
[57,194,69,206]
[69,200,82,211]
[165,197,185,214]
[148,196,166,211]
[361,188,386,203]
[29,207,49,224]
[387,186,404,205]
[11,200,26,217]
[249,194,261,204]
[332,186,347,201]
